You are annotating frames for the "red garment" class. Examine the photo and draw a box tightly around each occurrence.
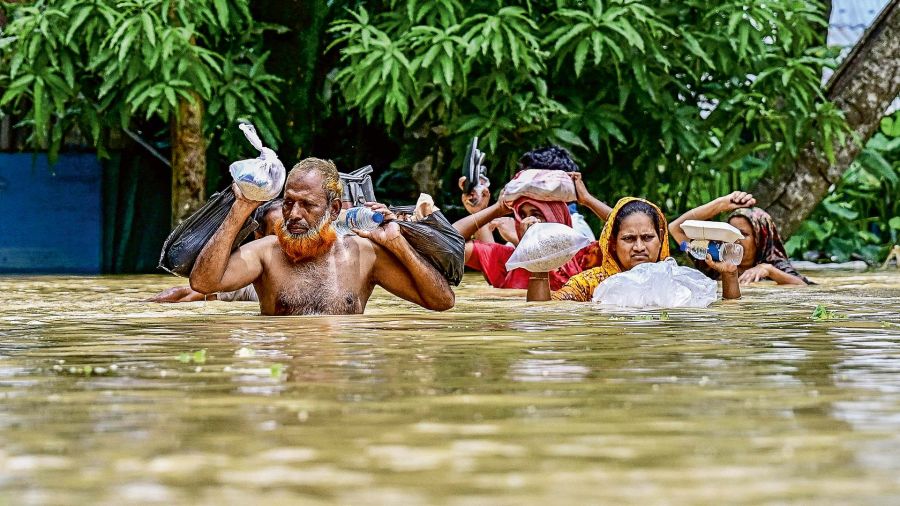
[511,197,572,231]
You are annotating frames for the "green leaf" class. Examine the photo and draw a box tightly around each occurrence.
[858,149,898,185]
[889,217,900,230]
[214,0,229,27]
[552,128,589,151]
[573,38,589,77]
[822,201,858,220]
[142,13,156,46]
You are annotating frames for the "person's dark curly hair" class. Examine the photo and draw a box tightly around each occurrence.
[517,145,580,173]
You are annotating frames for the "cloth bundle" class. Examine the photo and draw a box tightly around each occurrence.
[502,169,576,204]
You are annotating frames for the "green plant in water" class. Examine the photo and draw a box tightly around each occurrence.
[177,349,207,364]
[269,363,284,378]
[810,304,846,321]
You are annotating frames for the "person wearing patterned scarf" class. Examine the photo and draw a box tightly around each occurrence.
[669,192,811,285]
[525,197,742,302]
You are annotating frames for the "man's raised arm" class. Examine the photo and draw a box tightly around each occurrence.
[190,185,265,294]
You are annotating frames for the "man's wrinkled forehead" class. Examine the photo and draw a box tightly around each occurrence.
[284,170,327,199]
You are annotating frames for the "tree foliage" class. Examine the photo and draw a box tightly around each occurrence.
[328,0,847,214]
[786,111,900,263]
[0,0,282,161]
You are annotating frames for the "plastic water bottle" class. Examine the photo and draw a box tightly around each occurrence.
[333,207,384,236]
[682,240,743,265]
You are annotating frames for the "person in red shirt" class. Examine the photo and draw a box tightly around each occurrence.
[454,147,612,290]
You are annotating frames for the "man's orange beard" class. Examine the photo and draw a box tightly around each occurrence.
[275,214,338,264]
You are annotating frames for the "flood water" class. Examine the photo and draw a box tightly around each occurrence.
[1,271,899,504]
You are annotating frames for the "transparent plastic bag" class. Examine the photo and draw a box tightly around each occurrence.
[502,169,576,203]
[592,257,717,308]
[228,123,285,201]
[505,222,591,272]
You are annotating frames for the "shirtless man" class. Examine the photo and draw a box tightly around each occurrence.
[190,157,455,315]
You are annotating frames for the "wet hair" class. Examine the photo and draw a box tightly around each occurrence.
[518,145,580,173]
[612,200,661,239]
[286,157,343,202]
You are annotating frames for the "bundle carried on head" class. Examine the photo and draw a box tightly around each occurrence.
[502,169,576,204]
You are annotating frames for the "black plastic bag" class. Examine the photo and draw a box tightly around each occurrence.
[390,206,465,286]
[158,188,258,277]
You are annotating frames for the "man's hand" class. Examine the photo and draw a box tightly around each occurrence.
[364,202,397,222]
[568,172,591,205]
[356,202,403,249]
[458,176,491,214]
[738,264,770,285]
[716,191,756,213]
[354,220,403,247]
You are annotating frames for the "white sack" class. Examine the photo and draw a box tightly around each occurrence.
[592,257,717,308]
[502,169,576,203]
[505,222,591,272]
[229,123,285,201]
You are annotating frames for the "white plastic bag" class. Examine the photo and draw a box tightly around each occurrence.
[592,257,717,308]
[502,169,577,203]
[505,222,591,272]
[229,123,285,201]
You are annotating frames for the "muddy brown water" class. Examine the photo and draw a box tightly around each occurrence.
[1,272,899,504]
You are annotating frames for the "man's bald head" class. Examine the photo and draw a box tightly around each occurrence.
[286,158,342,203]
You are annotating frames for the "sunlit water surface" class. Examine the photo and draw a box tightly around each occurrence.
[1,271,899,504]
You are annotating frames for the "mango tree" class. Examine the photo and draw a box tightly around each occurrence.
[328,0,846,211]
[0,0,282,225]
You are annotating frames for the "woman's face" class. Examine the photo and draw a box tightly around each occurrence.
[515,202,547,237]
[728,216,756,269]
[613,213,661,271]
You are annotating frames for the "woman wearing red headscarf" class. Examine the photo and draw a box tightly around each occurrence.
[455,172,612,290]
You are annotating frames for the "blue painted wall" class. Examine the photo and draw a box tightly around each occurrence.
[0,153,103,273]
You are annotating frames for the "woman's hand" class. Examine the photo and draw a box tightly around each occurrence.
[458,176,491,214]
[568,172,591,205]
[716,191,756,213]
[520,216,540,234]
[704,255,738,275]
[489,217,519,244]
[738,264,770,285]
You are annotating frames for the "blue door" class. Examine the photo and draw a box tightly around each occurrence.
[0,153,103,273]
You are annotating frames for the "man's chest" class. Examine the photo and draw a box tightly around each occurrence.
[266,257,370,315]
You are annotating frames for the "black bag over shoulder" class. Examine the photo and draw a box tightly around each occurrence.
[158,188,258,277]
[389,206,465,286]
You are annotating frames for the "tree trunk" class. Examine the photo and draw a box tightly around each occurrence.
[751,0,900,237]
[170,94,206,226]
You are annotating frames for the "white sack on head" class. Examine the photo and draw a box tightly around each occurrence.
[505,222,591,272]
[502,169,577,203]
[229,122,286,201]
[592,258,717,308]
